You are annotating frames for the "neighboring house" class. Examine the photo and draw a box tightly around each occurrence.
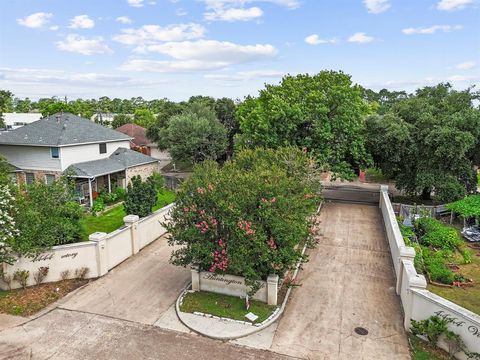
[115,123,171,165]
[1,113,42,130]
[91,112,117,125]
[0,113,159,207]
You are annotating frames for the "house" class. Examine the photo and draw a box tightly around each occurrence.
[0,113,159,207]
[1,113,42,130]
[115,123,171,164]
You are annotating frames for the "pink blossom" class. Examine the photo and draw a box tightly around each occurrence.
[196,187,206,194]
[208,183,214,192]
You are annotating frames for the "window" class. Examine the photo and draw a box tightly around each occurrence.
[50,147,60,159]
[25,173,35,185]
[45,174,55,185]
[99,143,107,154]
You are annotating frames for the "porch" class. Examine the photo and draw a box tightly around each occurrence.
[73,171,126,207]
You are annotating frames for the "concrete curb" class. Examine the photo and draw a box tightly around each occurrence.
[174,202,322,340]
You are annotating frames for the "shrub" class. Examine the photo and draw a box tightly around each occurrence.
[415,217,462,251]
[92,198,105,214]
[60,270,70,281]
[411,316,450,345]
[147,172,165,192]
[13,269,29,289]
[423,250,455,284]
[166,147,322,295]
[33,266,49,285]
[462,249,473,264]
[74,267,89,280]
[124,176,156,218]
[13,176,84,257]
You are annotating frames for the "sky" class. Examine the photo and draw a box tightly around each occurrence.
[0,0,479,101]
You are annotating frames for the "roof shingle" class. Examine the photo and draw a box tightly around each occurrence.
[0,113,132,146]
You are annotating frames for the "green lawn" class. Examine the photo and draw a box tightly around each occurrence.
[80,190,175,239]
[409,335,449,360]
[180,291,277,324]
[427,243,480,315]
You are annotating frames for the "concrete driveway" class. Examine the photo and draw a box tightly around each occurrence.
[59,235,190,325]
[270,202,410,360]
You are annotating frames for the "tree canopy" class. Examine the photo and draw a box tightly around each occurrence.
[236,71,373,179]
[158,103,227,164]
[366,83,480,202]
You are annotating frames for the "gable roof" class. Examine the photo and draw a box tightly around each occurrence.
[0,113,132,147]
[66,147,158,178]
[115,123,151,146]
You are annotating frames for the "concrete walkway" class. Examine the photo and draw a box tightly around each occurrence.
[270,202,410,360]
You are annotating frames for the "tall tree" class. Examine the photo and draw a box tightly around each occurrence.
[236,71,373,179]
[215,98,238,158]
[158,104,227,163]
[366,83,480,202]
[133,108,155,128]
[111,114,133,129]
[0,90,14,127]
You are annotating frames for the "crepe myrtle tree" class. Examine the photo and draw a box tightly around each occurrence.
[165,147,322,296]
[0,185,18,265]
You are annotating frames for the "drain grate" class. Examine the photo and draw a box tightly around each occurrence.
[354,327,368,336]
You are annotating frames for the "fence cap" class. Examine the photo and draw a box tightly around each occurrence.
[123,214,140,224]
[267,274,279,283]
[399,245,416,259]
[380,184,389,192]
[89,232,108,241]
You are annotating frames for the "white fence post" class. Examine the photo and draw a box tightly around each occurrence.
[267,274,279,306]
[191,265,200,291]
[397,246,416,295]
[89,232,108,277]
[402,259,427,330]
[124,215,140,255]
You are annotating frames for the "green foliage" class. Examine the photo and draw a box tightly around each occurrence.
[166,147,322,295]
[0,90,13,126]
[415,217,462,251]
[423,249,455,284]
[447,195,480,218]
[13,269,29,289]
[462,249,473,264]
[236,71,373,180]
[124,175,157,218]
[39,101,76,117]
[12,176,84,257]
[158,104,227,163]
[411,316,450,345]
[111,114,132,129]
[133,108,155,128]
[367,83,480,202]
[0,184,18,265]
[147,172,165,193]
[92,198,105,214]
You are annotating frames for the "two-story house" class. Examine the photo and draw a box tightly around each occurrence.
[0,113,160,207]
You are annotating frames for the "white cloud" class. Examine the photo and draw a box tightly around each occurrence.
[447,74,480,82]
[304,34,336,45]
[402,25,462,35]
[119,40,277,72]
[136,39,277,62]
[127,0,144,7]
[69,15,95,29]
[363,0,390,13]
[455,61,477,70]
[0,67,163,90]
[113,23,205,45]
[203,0,301,9]
[204,70,284,81]
[205,6,263,21]
[348,32,374,43]
[116,16,132,24]
[56,34,113,55]
[49,25,59,31]
[17,12,53,28]
[437,0,473,11]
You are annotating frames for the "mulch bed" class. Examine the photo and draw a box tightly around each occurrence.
[0,279,89,317]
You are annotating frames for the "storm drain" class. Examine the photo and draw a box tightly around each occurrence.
[354,327,369,336]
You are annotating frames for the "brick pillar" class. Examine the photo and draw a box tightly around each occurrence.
[124,215,140,254]
[89,232,108,277]
[267,274,279,306]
